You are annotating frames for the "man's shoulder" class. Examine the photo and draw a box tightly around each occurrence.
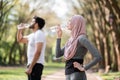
[35,30,46,40]
[36,30,44,35]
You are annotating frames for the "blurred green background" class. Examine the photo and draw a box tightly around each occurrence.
[0,0,120,80]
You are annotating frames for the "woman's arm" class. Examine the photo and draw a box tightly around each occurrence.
[56,38,64,58]
[55,25,65,58]
[79,36,102,70]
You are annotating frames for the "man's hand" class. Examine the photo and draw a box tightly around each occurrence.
[25,67,32,75]
[73,62,85,71]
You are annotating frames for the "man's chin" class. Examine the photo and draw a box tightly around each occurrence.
[29,26,34,29]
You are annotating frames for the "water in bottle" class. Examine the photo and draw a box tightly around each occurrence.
[50,24,67,32]
[24,24,31,28]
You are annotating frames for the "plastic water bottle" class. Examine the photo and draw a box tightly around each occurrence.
[17,23,29,29]
[50,24,67,32]
[24,24,31,28]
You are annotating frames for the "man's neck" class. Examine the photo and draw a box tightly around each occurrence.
[33,28,39,32]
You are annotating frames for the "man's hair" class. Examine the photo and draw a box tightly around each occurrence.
[33,16,45,29]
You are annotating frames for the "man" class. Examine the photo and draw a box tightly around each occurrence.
[17,16,46,80]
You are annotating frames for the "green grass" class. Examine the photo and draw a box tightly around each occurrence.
[43,62,65,76]
[99,72,120,80]
[0,62,65,80]
[0,67,27,80]
[1,63,120,80]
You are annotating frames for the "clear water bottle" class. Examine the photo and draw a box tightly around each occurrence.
[17,23,29,29]
[50,24,67,32]
[24,24,31,28]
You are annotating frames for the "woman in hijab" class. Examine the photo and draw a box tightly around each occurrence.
[55,15,102,80]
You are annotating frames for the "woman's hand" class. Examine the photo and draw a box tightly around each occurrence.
[56,25,62,38]
[73,62,85,71]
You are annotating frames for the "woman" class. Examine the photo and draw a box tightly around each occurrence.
[55,15,102,80]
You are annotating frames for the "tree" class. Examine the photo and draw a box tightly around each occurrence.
[69,0,120,71]
[0,0,18,64]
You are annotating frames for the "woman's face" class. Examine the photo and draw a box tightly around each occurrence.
[67,19,72,30]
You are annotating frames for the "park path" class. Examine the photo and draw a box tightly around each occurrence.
[42,69,103,80]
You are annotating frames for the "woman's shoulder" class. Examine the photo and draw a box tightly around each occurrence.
[78,35,87,41]
[78,35,91,45]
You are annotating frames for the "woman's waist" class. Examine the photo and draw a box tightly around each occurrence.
[66,58,83,64]
[65,58,83,69]
[65,58,84,74]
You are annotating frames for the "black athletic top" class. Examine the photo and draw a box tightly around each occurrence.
[56,35,102,75]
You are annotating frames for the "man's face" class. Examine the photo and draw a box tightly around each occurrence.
[29,19,36,29]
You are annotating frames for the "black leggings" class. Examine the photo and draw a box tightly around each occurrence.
[28,63,44,80]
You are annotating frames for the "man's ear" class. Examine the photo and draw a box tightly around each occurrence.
[36,23,39,28]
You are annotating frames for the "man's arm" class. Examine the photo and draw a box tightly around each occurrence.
[25,42,43,75]
[17,29,28,43]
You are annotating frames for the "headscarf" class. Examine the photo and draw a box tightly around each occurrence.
[64,15,86,60]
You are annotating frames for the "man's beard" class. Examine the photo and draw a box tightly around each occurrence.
[29,23,35,29]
